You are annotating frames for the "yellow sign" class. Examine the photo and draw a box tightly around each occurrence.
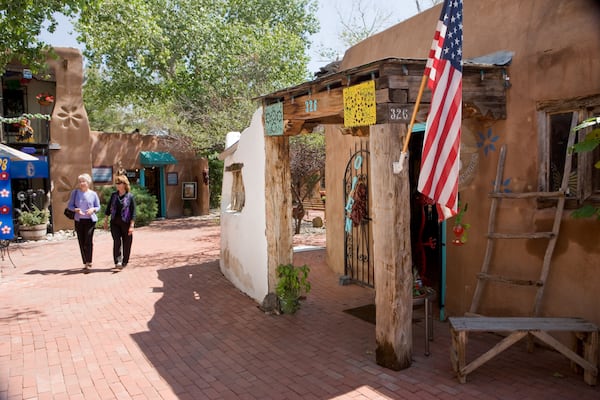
[343,80,376,127]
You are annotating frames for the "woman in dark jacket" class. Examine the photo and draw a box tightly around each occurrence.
[104,175,136,270]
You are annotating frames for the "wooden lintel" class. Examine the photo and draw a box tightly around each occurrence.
[283,86,344,122]
[283,119,305,136]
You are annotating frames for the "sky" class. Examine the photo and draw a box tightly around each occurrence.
[40,0,425,74]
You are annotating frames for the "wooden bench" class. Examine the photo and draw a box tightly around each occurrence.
[302,198,325,212]
[449,317,599,386]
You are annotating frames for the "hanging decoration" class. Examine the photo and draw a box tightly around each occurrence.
[0,157,15,240]
[0,114,51,124]
[343,80,376,128]
[17,118,34,142]
[452,202,470,246]
[36,93,55,106]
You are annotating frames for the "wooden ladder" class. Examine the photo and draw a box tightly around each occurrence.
[469,131,576,317]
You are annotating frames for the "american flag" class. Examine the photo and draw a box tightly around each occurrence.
[417,0,463,219]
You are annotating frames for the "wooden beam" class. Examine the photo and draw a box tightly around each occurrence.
[371,123,413,370]
[283,87,344,122]
[264,136,293,292]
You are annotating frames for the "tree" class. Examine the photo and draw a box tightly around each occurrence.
[0,0,96,74]
[290,132,325,234]
[76,0,319,152]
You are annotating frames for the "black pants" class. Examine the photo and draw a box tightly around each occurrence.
[75,219,96,265]
[110,218,133,266]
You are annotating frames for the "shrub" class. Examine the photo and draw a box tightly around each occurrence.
[97,184,158,227]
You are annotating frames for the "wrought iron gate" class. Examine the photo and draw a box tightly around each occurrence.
[343,144,373,287]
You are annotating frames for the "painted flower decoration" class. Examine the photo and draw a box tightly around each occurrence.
[476,128,500,156]
[36,93,55,103]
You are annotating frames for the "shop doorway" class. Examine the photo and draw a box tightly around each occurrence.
[408,132,443,297]
[144,167,163,218]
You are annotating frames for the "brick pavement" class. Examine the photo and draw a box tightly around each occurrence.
[0,216,598,399]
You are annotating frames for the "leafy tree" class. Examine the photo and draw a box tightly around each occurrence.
[77,0,319,152]
[290,132,325,233]
[0,0,97,74]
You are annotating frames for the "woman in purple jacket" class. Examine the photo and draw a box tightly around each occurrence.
[67,173,101,271]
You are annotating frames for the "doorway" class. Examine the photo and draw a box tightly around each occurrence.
[343,144,373,287]
[408,133,443,297]
[144,167,162,217]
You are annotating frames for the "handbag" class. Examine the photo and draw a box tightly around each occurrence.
[64,207,75,220]
[64,190,77,220]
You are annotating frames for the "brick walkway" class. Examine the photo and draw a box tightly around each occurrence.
[0,216,598,399]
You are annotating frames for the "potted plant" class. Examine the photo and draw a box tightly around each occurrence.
[17,205,49,241]
[275,263,311,314]
[35,92,54,106]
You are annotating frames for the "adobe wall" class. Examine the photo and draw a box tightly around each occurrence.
[90,131,209,219]
[47,48,93,230]
[329,0,600,324]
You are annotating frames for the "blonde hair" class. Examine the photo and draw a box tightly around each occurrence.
[115,175,131,192]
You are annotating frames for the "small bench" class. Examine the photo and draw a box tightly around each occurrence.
[448,317,598,386]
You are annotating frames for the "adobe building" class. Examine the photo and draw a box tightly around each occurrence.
[220,0,599,373]
[1,48,209,232]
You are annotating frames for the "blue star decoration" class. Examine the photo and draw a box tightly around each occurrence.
[491,178,512,193]
[476,128,500,156]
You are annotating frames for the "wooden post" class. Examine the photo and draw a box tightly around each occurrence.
[370,123,413,370]
[264,135,293,292]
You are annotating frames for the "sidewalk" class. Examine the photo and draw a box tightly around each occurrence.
[0,216,598,399]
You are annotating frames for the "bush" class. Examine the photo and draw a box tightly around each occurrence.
[208,153,223,209]
[17,205,50,226]
[97,184,158,227]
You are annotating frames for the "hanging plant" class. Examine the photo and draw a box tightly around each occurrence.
[36,92,55,106]
[452,201,470,246]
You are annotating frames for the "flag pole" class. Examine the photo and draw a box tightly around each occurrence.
[394,74,427,173]
[402,74,428,155]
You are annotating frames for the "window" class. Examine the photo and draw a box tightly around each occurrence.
[225,163,245,212]
[538,95,600,207]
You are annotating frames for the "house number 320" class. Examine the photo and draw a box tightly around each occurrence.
[305,99,318,113]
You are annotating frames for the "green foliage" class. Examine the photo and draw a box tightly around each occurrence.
[78,0,319,152]
[572,204,600,220]
[97,185,158,227]
[17,205,50,226]
[570,117,600,220]
[207,153,224,209]
[275,263,311,314]
[571,128,600,154]
[0,0,97,74]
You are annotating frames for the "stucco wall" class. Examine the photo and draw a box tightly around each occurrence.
[220,109,269,303]
[47,48,93,230]
[332,0,600,324]
[90,131,209,218]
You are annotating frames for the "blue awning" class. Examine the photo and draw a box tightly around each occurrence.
[140,151,177,166]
